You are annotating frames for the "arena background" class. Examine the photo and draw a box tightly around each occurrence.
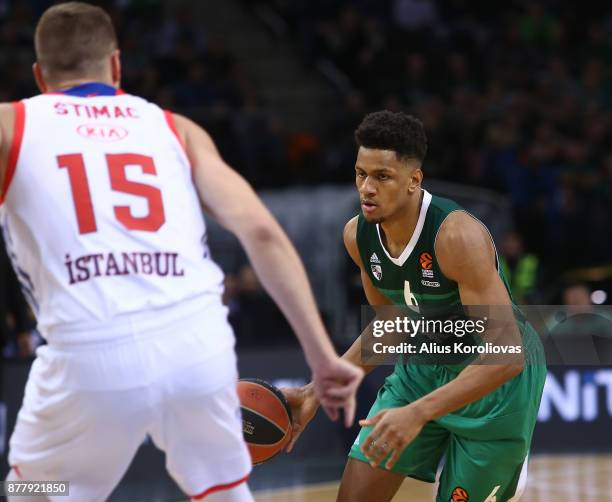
[1,0,611,500]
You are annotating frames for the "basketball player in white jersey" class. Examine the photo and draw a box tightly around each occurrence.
[0,3,363,501]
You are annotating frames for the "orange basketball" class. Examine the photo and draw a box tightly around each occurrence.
[237,378,293,465]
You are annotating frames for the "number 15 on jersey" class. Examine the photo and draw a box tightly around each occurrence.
[58,152,166,234]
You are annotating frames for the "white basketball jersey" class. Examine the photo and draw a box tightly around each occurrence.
[0,85,225,340]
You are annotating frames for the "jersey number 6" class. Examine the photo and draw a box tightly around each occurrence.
[58,153,166,234]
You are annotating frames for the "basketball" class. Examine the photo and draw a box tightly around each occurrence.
[237,378,293,465]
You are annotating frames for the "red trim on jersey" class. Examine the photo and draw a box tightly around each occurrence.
[1,101,25,204]
[164,110,188,158]
[11,465,23,479]
[190,474,250,500]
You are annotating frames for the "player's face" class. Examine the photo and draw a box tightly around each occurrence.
[355,147,418,223]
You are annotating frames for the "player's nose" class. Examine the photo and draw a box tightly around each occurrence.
[359,176,376,196]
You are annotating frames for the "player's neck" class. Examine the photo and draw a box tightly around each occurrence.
[46,77,116,92]
[379,190,423,255]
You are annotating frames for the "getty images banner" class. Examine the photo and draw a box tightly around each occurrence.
[359,305,612,367]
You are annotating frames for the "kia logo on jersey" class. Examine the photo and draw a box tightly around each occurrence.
[77,123,128,142]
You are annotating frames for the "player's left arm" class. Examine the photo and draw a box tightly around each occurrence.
[410,211,524,419]
[172,113,363,426]
[360,211,524,469]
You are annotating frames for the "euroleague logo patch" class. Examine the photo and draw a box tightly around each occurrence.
[450,486,469,502]
[419,252,433,270]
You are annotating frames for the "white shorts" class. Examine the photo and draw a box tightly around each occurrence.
[8,295,252,501]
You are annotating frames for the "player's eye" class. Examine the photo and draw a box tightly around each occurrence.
[378,174,389,181]
[356,171,366,178]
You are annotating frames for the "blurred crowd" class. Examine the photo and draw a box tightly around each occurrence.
[1,0,611,355]
[0,0,269,176]
[0,1,252,108]
[256,0,612,274]
[2,0,611,271]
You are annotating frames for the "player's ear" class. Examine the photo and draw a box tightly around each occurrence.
[407,164,423,193]
[110,49,121,87]
[32,62,48,93]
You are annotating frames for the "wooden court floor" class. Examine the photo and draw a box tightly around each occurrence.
[254,455,612,501]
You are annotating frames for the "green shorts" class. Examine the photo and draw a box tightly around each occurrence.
[349,343,546,501]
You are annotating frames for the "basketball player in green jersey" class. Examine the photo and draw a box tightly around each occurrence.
[282,111,546,501]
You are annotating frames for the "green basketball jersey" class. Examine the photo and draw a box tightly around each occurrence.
[356,189,537,370]
[356,189,514,308]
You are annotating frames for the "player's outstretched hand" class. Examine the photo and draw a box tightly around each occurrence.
[280,385,319,453]
[359,404,427,469]
[311,357,364,427]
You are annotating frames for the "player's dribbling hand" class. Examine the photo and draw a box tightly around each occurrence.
[311,357,364,427]
[280,384,320,452]
[359,404,427,469]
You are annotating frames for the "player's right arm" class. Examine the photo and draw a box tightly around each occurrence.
[283,216,390,451]
[0,104,16,191]
[340,215,392,373]
[172,113,363,426]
